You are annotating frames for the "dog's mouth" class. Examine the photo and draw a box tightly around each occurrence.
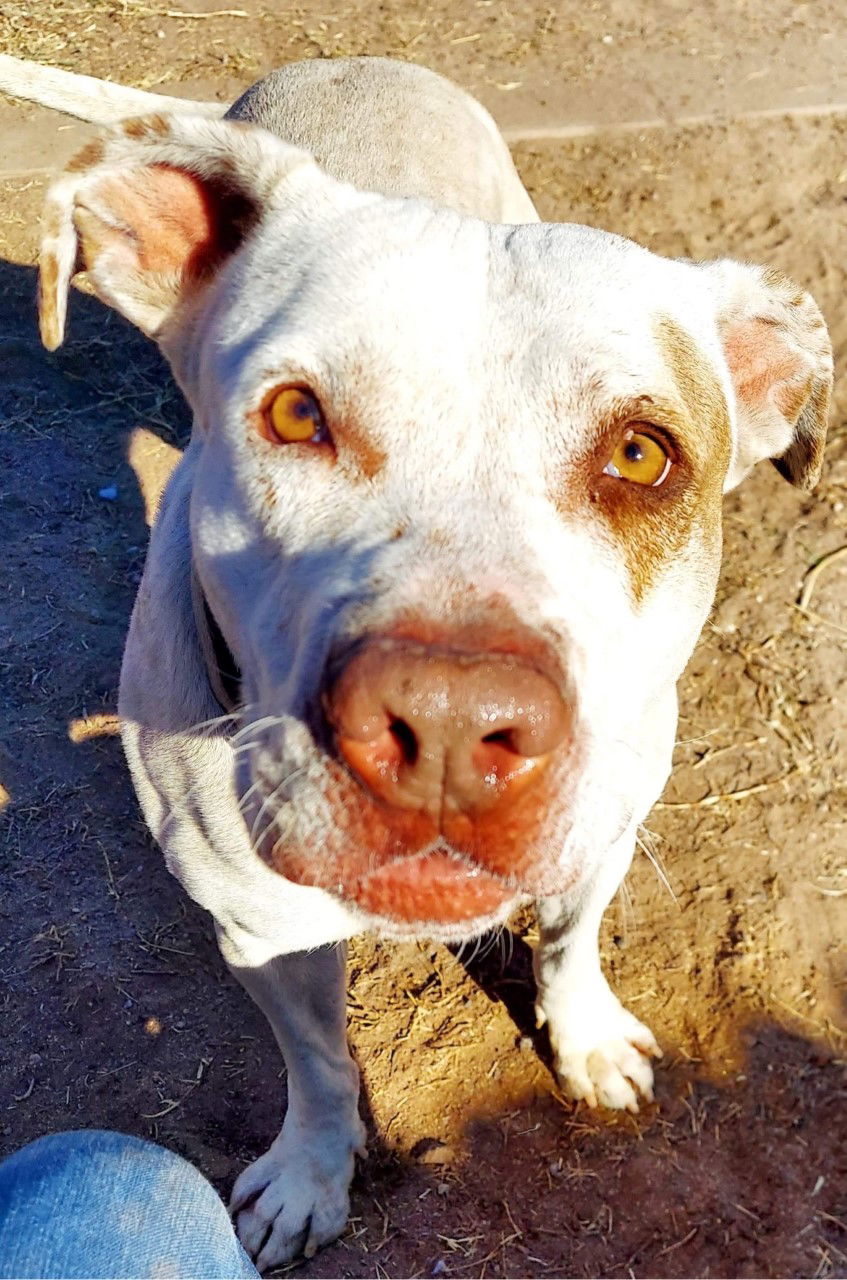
[277,838,517,926]
[243,747,573,928]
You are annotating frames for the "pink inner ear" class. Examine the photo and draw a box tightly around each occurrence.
[97,165,222,279]
[723,317,806,417]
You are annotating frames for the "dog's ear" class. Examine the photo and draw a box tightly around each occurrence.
[700,260,833,491]
[38,114,317,349]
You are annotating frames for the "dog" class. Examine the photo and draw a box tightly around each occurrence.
[0,52,832,1268]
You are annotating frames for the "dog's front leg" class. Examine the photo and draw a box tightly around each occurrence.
[221,939,365,1269]
[534,832,661,1113]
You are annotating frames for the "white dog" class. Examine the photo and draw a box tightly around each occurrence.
[0,53,831,1269]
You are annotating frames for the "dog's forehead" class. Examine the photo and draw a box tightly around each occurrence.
[221,197,721,400]
[489,223,723,380]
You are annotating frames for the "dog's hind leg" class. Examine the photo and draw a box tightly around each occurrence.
[220,938,365,1270]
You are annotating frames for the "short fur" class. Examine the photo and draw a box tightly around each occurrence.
[1,53,832,1269]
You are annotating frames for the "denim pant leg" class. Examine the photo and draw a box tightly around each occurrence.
[0,1130,257,1279]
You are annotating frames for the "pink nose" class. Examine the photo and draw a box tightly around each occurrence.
[325,637,569,819]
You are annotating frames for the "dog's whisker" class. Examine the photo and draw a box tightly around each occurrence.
[245,766,311,850]
[183,710,241,737]
[248,780,288,849]
[481,930,500,966]
[635,828,678,906]
[617,877,634,940]
[237,774,266,817]
[231,712,289,745]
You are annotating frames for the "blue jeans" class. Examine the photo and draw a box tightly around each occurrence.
[0,1130,258,1278]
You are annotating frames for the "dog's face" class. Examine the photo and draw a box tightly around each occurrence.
[40,115,832,940]
[187,209,736,936]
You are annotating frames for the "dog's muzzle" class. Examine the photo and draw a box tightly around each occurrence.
[199,579,580,926]
[262,630,578,927]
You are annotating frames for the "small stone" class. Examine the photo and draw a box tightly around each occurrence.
[411,1137,454,1165]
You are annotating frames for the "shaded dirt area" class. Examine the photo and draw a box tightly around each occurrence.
[1,4,846,1278]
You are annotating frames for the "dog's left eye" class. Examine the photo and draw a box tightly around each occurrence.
[261,386,328,445]
[603,428,671,487]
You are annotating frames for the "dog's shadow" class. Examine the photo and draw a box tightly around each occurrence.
[449,929,548,1052]
[1,254,191,479]
[0,253,191,837]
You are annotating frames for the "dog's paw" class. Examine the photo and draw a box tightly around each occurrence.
[230,1115,366,1270]
[536,984,661,1113]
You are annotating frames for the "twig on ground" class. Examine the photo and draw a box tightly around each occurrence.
[654,765,803,809]
[798,545,847,611]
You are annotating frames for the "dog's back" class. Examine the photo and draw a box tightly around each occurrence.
[0,53,536,223]
[226,58,536,222]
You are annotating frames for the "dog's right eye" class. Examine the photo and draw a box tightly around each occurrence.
[260,386,328,445]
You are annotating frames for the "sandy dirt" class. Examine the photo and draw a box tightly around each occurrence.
[1,3,846,1277]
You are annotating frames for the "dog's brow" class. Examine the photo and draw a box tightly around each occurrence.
[591,393,689,441]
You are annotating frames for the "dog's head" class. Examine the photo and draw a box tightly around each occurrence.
[40,114,832,939]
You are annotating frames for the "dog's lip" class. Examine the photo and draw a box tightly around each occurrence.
[279,842,516,925]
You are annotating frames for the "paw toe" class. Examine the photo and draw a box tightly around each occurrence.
[549,1014,660,1112]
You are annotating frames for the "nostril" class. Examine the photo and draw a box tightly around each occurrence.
[388,716,418,765]
[481,728,518,752]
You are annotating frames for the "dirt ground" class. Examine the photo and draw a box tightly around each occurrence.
[1,2,846,1277]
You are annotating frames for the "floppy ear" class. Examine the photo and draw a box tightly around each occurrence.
[700,261,833,491]
[38,113,317,349]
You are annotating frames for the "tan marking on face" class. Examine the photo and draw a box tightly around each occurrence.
[338,416,386,480]
[66,138,106,173]
[656,316,732,489]
[575,316,731,605]
[122,117,148,139]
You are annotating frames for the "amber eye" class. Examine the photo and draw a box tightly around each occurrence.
[603,428,671,487]
[261,386,327,444]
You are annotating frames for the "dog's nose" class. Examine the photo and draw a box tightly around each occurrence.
[326,638,569,818]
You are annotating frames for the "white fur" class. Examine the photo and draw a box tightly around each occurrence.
[6,52,832,1266]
